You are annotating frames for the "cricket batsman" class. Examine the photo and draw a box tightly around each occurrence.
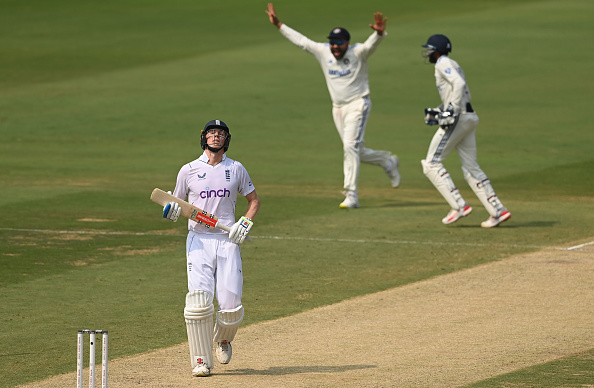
[161,119,260,376]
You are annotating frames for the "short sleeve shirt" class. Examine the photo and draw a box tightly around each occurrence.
[173,152,255,234]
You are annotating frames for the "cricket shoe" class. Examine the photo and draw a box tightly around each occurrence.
[481,210,511,228]
[339,191,360,209]
[192,360,211,377]
[442,204,473,225]
[216,341,232,364]
[385,154,401,188]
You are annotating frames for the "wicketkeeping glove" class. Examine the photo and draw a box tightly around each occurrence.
[437,103,458,129]
[424,108,441,125]
[229,216,253,244]
[163,202,181,222]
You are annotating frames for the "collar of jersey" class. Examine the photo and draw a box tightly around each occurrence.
[199,151,227,164]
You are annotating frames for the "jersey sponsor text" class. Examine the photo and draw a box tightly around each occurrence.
[200,188,231,199]
[328,69,352,76]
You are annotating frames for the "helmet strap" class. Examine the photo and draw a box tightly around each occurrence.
[206,145,224,153]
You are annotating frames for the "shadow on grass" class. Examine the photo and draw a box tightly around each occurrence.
[375,201,441,208]
[455,221,559,229]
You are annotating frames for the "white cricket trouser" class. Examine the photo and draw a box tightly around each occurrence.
[332,96,392,192]
[425,112,486,181]
[186,231,243,310]
[424,112,506,216]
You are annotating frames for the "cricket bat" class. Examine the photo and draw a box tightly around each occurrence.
[150,188,231,232]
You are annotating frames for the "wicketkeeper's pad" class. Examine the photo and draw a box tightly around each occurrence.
[463,167,504,217]
[422,159,465,210]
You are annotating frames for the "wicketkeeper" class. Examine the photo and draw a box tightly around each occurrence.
[420,34,511,227]
[161,119,260,377]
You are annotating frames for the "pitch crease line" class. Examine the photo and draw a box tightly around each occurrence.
[567,241,594,250]
[254,235,594,252]
[2,228,593,252]
[0,227,186,237]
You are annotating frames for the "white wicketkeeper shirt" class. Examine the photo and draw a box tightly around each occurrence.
[434,55,472,114]
[173,152,255,234]
[279,24,385,106]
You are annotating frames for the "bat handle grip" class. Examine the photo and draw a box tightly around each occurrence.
[216,222,231,232]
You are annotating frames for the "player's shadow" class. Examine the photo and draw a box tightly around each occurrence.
[375,200,438,208]
[455,220,558,228]
[220,364,376,376]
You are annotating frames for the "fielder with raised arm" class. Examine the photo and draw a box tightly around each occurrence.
[265,3,401,209]
[161,119,260,377]
[420,34,511,227]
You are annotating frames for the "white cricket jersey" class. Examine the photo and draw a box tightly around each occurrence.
[279,24,385,106]
[434,55,472,114]
[172,152,255,234]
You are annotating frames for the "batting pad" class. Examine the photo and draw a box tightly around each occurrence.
[463,167,503,217]
[184,290,215,368]
[422,159,466,210]
[213,305,244,343]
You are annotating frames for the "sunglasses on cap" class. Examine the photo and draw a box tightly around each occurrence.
[329,40,346,46]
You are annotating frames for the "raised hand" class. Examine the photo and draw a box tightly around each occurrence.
[369,12,387,35]
[265,3,282,28]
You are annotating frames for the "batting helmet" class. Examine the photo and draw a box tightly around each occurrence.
[200,119,231,152]
[422,34,452,55]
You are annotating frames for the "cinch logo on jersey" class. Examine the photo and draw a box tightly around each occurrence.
[200,187,231,199]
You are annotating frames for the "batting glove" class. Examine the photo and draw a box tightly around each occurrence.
[229,216,253,244]
[163,202,181,222]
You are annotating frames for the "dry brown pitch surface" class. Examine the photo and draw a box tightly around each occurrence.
[19,245,594,388]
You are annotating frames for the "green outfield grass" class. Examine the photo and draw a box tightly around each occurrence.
[1,0,592,386]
